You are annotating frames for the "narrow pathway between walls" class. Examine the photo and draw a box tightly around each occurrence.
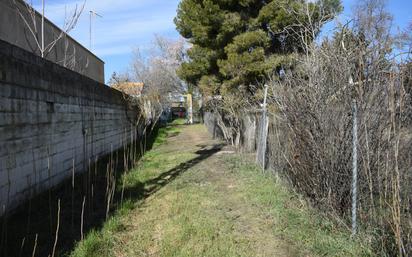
[70,123,368,257]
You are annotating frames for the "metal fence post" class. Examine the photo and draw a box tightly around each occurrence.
[256,84,269,171]
[351,99,358,236]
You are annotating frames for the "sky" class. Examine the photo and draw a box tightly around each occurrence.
[33,0,181,83]
[31,0,412,84]
[322,0,412,38]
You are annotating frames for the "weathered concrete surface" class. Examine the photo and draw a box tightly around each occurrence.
[0,0,105,83]
[204,111,257,152]
[0,39,139,215]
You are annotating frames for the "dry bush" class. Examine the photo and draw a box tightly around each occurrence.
[266,1,412,254]
[204,89,261,151]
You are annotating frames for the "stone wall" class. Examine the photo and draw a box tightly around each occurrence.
[0,39,140,215]
[0,0,105,83]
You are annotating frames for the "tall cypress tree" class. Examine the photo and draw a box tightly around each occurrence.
[175,0,341,96]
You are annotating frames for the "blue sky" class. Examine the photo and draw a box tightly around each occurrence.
[322,0,412,37]
[33,0,411,84]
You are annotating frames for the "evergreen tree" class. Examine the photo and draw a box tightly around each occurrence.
[175,0,342,96]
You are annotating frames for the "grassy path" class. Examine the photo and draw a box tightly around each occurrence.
[70,124,368,257]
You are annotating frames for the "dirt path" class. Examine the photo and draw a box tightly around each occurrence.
[71,124,367,257]
[109,125,297,257]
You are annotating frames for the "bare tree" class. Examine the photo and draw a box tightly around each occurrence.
[132,35,187,96]
[12,0,85,59]
[58,36,90,74]
[130,35,188,118]
[107,72,131,88]
[109,36,188,131]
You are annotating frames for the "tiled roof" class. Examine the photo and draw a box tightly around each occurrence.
[113,82,144,97]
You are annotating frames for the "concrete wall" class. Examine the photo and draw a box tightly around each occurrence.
[0,39,140,215]
[204,112,224,139]
[204,110,287,171]
[204,111,257,153]
[0,0,105,83]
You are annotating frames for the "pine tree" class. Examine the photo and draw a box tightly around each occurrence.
[175,0,342,96]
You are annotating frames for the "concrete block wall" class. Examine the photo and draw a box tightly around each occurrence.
[0,39,140,215]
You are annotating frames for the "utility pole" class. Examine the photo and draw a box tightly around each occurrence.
[89,11,102,51]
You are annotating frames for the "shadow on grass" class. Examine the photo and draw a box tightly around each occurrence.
[123,144,224,202]
[0,124,223,257]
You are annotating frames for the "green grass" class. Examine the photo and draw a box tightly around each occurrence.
[170,118,187,125]
[70,124,370,257]
[223,156,372,256]
[153,123,182,147]
[69,123,193,257]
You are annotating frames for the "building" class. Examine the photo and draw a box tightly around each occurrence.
[0,0,105,83]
